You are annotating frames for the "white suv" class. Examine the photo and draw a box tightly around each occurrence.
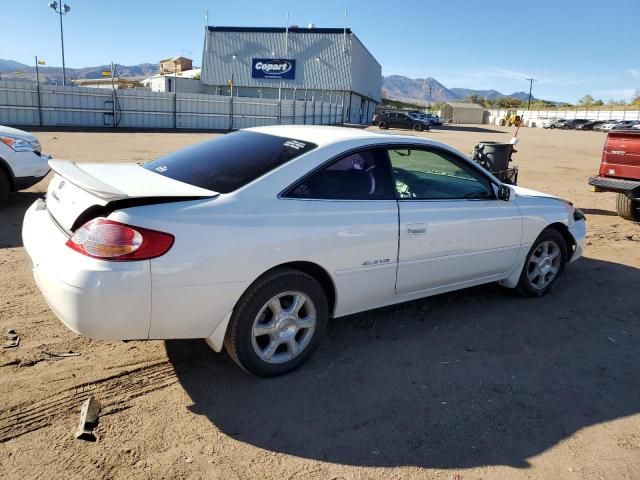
[0,126,50,206]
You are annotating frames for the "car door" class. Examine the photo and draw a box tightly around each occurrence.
[387,146,523,295]
[282,147,399,316]
[399,113,412,129]
[386,113,399,127]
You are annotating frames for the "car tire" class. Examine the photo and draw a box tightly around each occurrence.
[0,169,10,207]
[516,228,568,297]
[413,123,424,132]
[224,268,329,377]
[378,121,388,129]
[616,193,640,222]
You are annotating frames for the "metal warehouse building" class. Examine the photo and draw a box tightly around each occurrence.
[201,26,381,124]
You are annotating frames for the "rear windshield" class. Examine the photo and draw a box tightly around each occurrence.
[144,131,317,193]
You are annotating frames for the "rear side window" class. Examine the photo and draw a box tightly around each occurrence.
[144,131,317,193]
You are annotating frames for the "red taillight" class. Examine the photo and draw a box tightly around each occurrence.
[66,218,174,261]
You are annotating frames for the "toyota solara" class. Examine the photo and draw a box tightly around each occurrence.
[23,126,586,377]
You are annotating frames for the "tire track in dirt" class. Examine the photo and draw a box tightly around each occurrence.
[0,360,177,443]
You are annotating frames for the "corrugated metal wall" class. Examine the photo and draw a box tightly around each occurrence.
[0,80,344,130]
[201,29,381,102]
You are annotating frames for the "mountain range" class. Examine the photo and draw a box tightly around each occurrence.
[382,75,537,104]
[0,59,158,83]
[1,59,536,103]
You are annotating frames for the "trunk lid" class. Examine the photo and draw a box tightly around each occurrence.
[46,160,217,230]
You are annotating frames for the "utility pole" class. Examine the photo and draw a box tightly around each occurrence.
[48,2,71,87]
[526,78,537,110]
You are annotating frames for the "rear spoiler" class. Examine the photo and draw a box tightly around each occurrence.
[49,160,128,200]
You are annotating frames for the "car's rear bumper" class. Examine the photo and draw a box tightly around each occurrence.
[22,199,152,340]
[588,176,640,198]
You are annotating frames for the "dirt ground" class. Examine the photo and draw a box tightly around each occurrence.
[0,125,639,480]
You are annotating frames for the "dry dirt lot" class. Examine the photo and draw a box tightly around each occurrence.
[0,125,639,480]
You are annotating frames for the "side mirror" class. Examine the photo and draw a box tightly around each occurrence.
[497,184,511,201]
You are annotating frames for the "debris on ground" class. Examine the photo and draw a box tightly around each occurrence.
[74,397,101,442]
[2,329,20,349]
[43,351,81,361]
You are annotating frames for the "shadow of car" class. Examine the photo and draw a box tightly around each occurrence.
[165,256,640,469]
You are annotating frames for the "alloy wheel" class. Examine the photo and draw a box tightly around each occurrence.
[251,291,317,364]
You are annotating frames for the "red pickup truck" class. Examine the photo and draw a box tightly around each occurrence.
[588,129,640,221]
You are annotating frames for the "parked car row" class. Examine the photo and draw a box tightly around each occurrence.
[543,118,640,131]
[372,110,442,132]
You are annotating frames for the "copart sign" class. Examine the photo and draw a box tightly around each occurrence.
[251,59,296,79]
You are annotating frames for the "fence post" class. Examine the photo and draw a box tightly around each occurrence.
[312,99,316,125]
[292,99,296,125]
[303,90,308,125]
[36,77,43,127]
[320,94,324,125]
[229,94,234,131]
[341,93,345,124]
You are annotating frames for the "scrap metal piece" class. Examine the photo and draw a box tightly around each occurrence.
[43,351,81,361]
[3,330,20,349]
[75,397,101,441]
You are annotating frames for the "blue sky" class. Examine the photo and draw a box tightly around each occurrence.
[2,0,639,102]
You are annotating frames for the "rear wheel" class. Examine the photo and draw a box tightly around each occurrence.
[378,121,388,129]
[517,229,567,297]
[616,193,640,222]
[224,268,328,377]
[413,123,424,132]
[0,169,9,207]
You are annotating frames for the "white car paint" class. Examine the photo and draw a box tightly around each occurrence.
[22,126,586,352]
[0,125,50,193]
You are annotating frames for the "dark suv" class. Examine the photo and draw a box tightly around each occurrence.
[372,111,431,132]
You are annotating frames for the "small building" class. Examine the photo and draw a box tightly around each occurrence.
[441,102,485,124]
[159,57,193,75]
[143,68,202,93]
[71,77,142,89]
[200,26,381,124]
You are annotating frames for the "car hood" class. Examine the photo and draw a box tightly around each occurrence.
[0,125,38,143]
[512,185,561,201]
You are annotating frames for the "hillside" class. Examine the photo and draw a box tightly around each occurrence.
[0,59,158,83]
[382,75,538,104]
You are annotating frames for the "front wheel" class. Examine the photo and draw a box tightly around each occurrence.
[224,268,328,377]
[413,123,424,132]
[517,229,568,297]
[616,193,640,222]
[378,121,388,129]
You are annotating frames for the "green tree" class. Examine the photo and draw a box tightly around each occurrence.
[464,94,486,107]
[578,94,595,106]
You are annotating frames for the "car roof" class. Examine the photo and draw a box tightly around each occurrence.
[247,125,399,147]
[245,125,451,151]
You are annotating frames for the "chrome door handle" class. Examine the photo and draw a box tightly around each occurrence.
[407,223,427,235]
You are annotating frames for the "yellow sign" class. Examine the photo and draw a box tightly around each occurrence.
[227,79,233,87]
[38,60,46,65]
[102,71,111,77]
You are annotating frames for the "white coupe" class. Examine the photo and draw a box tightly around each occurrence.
[23,126,586,377]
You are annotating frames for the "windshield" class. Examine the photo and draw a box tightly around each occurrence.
[144,131,317,193]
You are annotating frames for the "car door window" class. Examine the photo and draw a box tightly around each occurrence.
[285,148,394,200]
[388,147,494,200]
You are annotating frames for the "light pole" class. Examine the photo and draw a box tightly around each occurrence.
[48,1,71,86]
[526,77,537,110]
